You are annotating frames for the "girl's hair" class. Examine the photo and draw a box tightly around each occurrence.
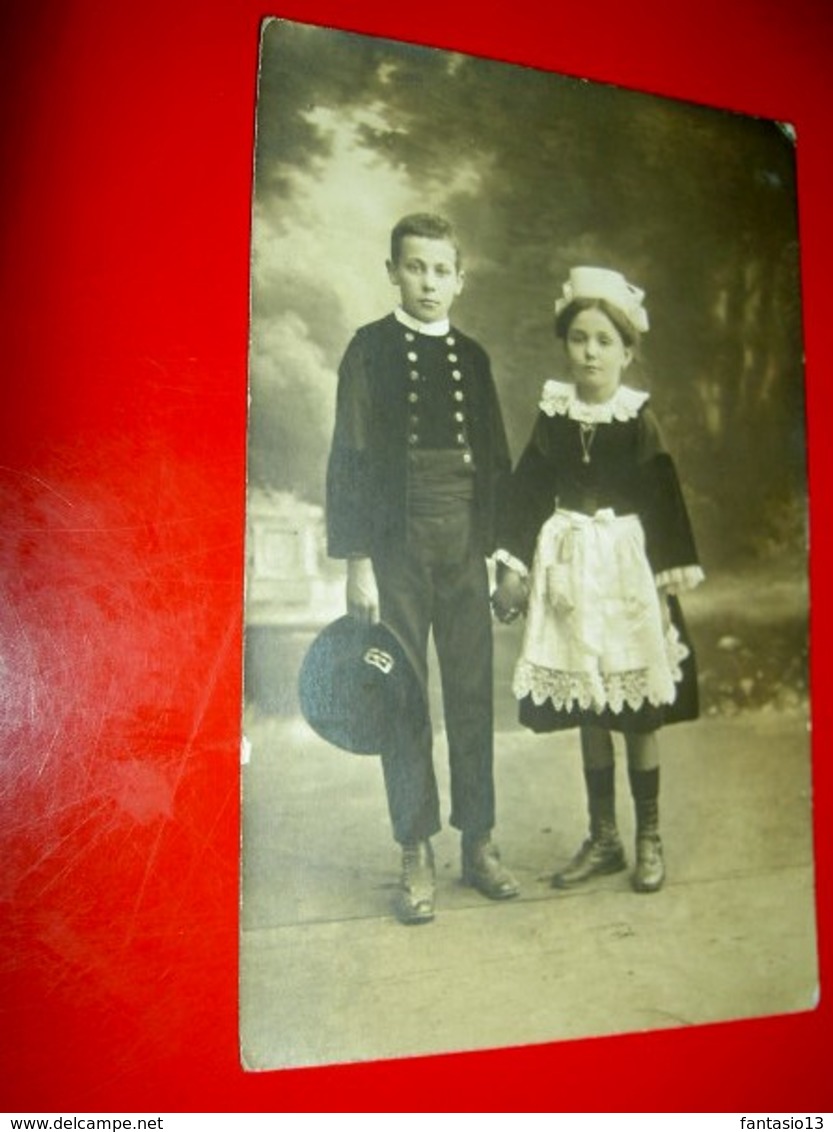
[390,213,461,267]
[555,297,639,347]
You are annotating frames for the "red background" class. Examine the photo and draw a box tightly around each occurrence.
[1,0,831,1112]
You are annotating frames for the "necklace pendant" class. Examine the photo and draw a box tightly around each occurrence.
[579,421,596,464]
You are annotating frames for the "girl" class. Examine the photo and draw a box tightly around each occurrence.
[493,266,703,893]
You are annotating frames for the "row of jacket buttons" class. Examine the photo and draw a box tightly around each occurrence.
[403,330,470,459]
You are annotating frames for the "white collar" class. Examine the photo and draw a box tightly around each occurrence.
[539,379,649,423]
[394,307,451,337]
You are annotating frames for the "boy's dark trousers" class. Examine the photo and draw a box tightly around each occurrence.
[372,465,495,846]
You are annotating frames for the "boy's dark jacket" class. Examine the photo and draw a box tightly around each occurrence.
[327,313,511,558]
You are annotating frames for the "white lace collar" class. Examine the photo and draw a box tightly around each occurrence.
[539,379,649,423]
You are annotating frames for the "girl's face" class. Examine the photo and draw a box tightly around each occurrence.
[564,307,632,403]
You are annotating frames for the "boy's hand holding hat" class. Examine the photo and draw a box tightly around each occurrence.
[346,556,379,624]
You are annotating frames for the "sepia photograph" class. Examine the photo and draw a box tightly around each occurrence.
[240,17,816,1071]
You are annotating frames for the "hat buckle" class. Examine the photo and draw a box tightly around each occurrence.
[363,646,395,675]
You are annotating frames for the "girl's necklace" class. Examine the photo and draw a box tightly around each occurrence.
[579,422,597,464]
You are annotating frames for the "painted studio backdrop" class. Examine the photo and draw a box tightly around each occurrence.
[240,18,815,1071]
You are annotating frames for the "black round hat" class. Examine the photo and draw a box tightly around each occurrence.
[298,616,427,754]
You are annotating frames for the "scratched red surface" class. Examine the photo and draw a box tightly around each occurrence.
[1,0,831,1113]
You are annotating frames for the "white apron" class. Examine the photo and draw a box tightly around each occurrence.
[513,508,689,715]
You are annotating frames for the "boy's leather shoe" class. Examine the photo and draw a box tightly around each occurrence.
[551,832,626,889]
[632,834,665,893]
[461,835,520,900]
[395,840,435,924]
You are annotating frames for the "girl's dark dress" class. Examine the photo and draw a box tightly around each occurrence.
[500,380,703,735]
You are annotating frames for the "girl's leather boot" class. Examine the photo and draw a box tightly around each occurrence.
[629,767,665,893]
[552,765,626,888]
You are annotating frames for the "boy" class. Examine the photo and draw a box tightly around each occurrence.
[326,212,519,924]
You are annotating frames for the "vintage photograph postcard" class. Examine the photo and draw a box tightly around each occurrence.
[240,16,816,1071]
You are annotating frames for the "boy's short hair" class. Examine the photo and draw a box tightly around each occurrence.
[390,213,461,267]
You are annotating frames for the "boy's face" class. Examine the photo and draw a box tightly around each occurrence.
[387,235,464,323]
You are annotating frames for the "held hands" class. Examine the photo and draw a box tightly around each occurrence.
[491,568,529,624]
[346,557,379,624]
